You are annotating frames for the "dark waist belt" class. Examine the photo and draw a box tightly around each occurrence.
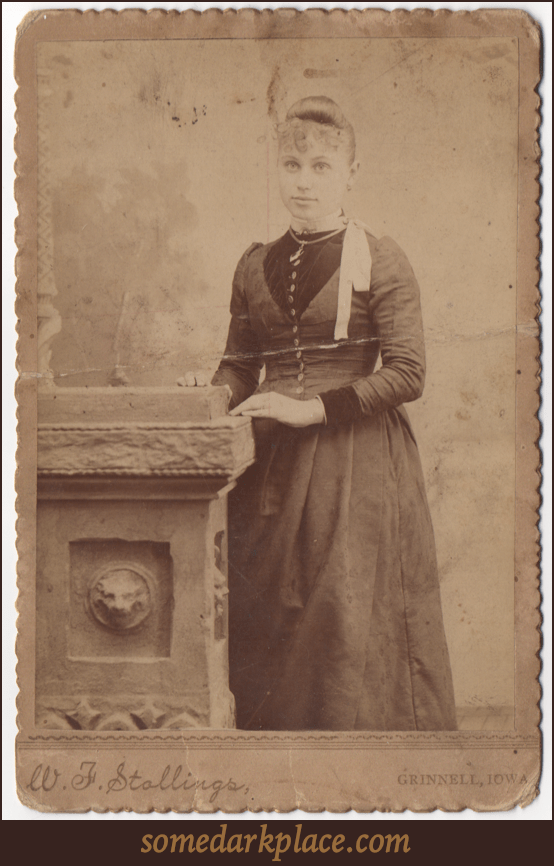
[265,361,369,382]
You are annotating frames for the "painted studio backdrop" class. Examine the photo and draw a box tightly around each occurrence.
[38,37,518,727]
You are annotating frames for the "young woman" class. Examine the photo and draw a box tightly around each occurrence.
[210,96,457,731]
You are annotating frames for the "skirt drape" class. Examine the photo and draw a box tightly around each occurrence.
[227,408,457,731]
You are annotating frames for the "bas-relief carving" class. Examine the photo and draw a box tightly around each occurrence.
[68,540,172,660]
[37,521,236,729]
[88,564,153,632]
[36,697,211,732]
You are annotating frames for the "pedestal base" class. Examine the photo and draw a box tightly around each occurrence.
[35,387,255,731]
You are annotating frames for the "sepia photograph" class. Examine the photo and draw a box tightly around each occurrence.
[11,5,542,813]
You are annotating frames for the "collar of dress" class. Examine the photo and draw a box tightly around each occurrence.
[289,209,346,234]
[287,211,375,342]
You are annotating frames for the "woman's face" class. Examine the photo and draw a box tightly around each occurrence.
[277,132,358,222]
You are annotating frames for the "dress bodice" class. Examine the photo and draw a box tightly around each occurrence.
[245,241,380,401]
[212,228,426,426]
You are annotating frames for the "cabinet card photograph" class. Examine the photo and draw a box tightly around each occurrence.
[13,7,541,812]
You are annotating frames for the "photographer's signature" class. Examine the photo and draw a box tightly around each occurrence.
[27,761,248,803]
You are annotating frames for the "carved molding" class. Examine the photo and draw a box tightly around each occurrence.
[37,418,255,479]
[36,475,240,501]
[36,696,232,731]
[37,464,253,478]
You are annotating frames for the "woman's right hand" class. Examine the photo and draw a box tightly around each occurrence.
[177,372,207,387]
[177,373,233,407]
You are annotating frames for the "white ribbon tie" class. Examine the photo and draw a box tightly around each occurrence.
[334,219,373,341]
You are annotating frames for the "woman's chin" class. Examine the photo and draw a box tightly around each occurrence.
[288,203,321,221]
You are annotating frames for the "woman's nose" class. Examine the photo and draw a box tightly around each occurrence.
[296,170,312,190]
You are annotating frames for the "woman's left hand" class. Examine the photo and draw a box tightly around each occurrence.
[230,392,325,428]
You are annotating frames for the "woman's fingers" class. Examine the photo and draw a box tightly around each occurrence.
[177,372,206,387]
[229,393,323,427]
[240,408,271,416]
[229,394,274,416]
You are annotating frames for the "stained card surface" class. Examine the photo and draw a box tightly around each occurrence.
[14,7,541,812]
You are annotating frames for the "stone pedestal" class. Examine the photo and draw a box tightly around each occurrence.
[36,386,255,731]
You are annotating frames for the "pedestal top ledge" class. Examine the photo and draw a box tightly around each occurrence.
[38,386,255,480]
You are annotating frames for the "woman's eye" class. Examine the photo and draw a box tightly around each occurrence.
[315,163,329,171]
[286,161,299,169]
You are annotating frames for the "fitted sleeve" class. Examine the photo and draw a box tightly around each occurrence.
[211,243,264,410]
[318,236,426,425]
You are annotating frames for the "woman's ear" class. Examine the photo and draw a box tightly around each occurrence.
[347,160,360,191]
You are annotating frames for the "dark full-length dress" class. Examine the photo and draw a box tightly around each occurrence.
[212,225,457,731]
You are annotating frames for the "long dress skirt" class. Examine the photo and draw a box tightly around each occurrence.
[227,405,458,731]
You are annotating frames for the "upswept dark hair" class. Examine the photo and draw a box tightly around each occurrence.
[276,96,356,165]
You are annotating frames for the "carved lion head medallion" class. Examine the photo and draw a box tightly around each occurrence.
[88,563,154,631]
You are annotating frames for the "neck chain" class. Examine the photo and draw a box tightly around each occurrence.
[288,226,345,266]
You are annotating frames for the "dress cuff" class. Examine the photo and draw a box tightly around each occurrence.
[314,395,327,426]
[317,385,364,426]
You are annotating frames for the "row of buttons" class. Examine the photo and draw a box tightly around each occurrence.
[289,269,304,394]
